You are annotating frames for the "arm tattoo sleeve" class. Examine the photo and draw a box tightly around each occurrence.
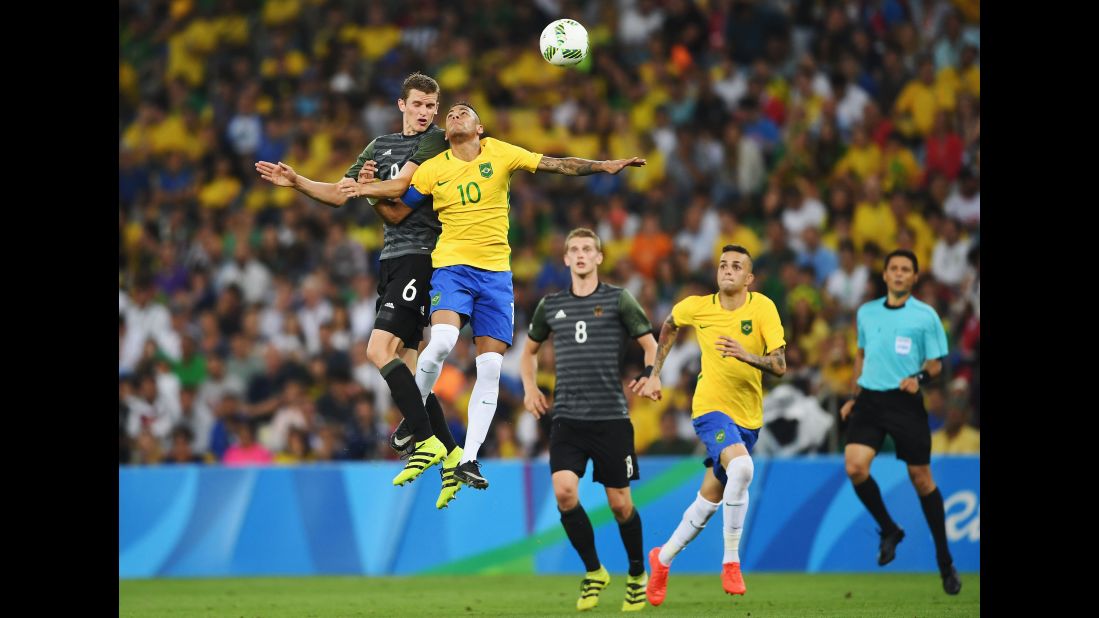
[537,157,599,176]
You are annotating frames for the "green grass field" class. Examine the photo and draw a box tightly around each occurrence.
[119,573,979,617]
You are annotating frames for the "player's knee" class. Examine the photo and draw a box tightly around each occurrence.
[845,459,870,482]
[425,324,460,360]
[726,455,754,491]
[366,336,396,369]
[609,499,634,522]
[475,352,503,383]
[554,487,578,510]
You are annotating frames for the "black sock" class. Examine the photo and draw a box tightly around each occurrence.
[560,504,601,573]
[381,359,432,442]
[919,487,954,575]
[853,476,899,535]
[617,507,645,577]
[425,393,457,453]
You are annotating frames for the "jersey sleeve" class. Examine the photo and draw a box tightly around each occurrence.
[924,309,949,360]
[411,130,447,165]
[670,297,697,328]
[528,298,551,342]
[409,159,436,196]
[761,297,787,353]
[400,162,434,209]
[498,139,543,173]
[344,139,377,179]
[618,289,653,338]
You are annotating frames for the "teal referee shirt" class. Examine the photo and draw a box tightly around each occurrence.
[856,296,949,391]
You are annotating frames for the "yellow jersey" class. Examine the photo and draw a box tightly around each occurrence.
[408,138,543,271]
[671,292,786,428]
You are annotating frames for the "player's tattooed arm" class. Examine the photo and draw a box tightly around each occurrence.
[651,314,679,377]
[636,315,678,400]
[715,337,787,377]
[537,156,646,176]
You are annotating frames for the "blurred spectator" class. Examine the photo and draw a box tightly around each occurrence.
[931,378,980,454]
[645,411,695,456]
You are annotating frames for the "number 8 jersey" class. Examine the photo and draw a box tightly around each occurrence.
[528,284,653,421]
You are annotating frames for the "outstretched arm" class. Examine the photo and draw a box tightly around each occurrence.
[255,161,363,208]
[536,156,646,176]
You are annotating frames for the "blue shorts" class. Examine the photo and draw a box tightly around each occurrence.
[692,411,759,485]
[429,265,515,346]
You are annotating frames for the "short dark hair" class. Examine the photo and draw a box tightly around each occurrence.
[884,249,919,273]
[401,72,439,100]
[721,244,753,269]
[450,101,479,119]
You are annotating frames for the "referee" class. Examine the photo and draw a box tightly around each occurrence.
[841,249,962,595]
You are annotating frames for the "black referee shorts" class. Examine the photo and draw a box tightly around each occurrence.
[846,389,931,466]
[375,254,433,348]
[550,417,640,489]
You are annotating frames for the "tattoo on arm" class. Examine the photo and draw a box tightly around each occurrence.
[537,157,598,176]
[744,346,787,377]
[651,315,679,375]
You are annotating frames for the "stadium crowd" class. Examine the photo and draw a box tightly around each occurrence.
[119,0,980,465]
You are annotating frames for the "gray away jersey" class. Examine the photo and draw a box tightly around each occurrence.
[528,283,653,421]
[344,125,447,260]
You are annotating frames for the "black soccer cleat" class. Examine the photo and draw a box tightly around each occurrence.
[877,527,905,566]
[453,460,489,489]
[388,419,414,459]
[941,565,962,595]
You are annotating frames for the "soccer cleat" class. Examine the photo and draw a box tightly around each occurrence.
[622,571,648,611]
[877,527,906,566]
[391,436,446,486]
[941,565,962,595]
[453,459,489,489]
[576,565,610,611]
[388,419,414,459]
[721,562,746,595]
[646,547,669,607]
[436,446,464,509]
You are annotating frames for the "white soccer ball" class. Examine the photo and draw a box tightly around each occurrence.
[540,19,589,67]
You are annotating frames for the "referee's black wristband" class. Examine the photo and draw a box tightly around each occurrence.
[911,370,932,384]
[635,365,654,381]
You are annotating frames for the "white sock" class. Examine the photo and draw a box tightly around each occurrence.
[722,455,754,564]
[415,324,459,402]
[659,492,721,566]
[461,352,503,463]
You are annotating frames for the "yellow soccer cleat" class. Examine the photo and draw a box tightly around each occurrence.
[436,446,464,509]
[392,436,446,486]
[576,565,610,611]
[622,571,648,611]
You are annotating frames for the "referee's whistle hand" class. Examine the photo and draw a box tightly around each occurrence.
[899,378,920,394]
[840,400,855,421]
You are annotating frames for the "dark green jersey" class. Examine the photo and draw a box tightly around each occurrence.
[528,283,653,421]
[345,125,447,260]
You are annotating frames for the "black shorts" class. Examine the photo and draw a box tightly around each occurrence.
[846,389,931,466]
[375,254,433,348]
[550,417,639,489]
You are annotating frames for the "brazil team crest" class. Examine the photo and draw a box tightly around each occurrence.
[741,320,753,335]
[431,292,441,306]
[479,162,493,178]
[715,429,726,443]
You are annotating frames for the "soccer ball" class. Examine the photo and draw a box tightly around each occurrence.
[540,19,589,67]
